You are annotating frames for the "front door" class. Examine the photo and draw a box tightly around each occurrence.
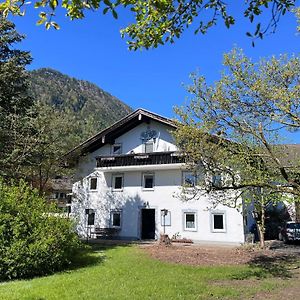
[141,209,156,239]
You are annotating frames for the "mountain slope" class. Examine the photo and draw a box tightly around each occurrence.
[28,68,132,135]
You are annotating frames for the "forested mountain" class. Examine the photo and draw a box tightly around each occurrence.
[28,68,132,139]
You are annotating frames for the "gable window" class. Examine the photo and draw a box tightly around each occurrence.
[182,171,197,187]
[144,141,154,153]
[90,178,98,190]
[143,173,154,190]
[112,143,122,155]
[112,174,123,191]
[111,210,122,228]
[183,212,197,231]
[211,212,226,232]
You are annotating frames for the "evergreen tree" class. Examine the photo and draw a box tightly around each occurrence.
[0,18,33,178]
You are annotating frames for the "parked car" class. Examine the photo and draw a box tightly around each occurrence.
[279,222,300,243]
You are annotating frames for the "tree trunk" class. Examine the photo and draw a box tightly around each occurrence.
[257,198,265,248]
[257,222,265,248]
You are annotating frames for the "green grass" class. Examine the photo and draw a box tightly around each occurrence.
[0,245,292,300]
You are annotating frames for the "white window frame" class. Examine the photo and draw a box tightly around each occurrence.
[183,211,197,231]
[111,143,122,155]
[142,173,155,191]
[112,174,124,191]
[211,211,226,233]
[110,210,122,228]
[182,171,197,187]
[89,177,98,191]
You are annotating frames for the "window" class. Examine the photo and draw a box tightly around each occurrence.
[183,212,197,231]
[90,178,97,190]
[182,171,197,187]
[112,174,123,191]
[211,212,226,232]
[144,141,153,153]
[143,173,154,190]
[212,172,222,187]
[112,144,122,155]
[161,209,171,226]
[111,211,121,228]
[86,208,95,226]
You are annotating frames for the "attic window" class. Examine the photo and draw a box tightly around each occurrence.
[144,141,153,153]
[112,144,122,155]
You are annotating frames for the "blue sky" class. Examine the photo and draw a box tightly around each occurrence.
[12,4,300,143]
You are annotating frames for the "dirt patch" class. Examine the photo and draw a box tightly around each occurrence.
[140,243,287,266]
[140,242,300,299]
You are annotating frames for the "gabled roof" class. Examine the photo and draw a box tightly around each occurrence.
[65,108,177,159]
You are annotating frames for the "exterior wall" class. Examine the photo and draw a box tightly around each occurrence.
[71,119,245,244]
[71,168,245,244]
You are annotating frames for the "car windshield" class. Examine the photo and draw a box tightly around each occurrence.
[287,223,300,230]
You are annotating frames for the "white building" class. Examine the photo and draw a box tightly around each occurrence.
[67,109,246,244]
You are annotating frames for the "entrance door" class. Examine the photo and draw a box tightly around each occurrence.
[141,209,156,239]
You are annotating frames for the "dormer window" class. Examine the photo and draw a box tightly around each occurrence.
[144,141,153,153]
[112,144,122,155]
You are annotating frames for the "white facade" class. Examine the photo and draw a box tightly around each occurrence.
[71,110,245,244]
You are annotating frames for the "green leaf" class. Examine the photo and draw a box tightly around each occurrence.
[112,9,118,19]
[103,0,111,6]
[254,23,261,36]
[103,7,109,15]
[51,22,60,30]
[36,19,46,26]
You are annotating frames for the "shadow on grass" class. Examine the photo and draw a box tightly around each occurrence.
[248,253,300,278]
[0,241,134,283]
[67,240,134,271]
[231,252,300,280]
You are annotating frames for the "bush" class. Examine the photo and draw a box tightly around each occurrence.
[0,179,84,280]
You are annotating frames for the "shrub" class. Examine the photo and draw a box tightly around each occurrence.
[0,179,84,280]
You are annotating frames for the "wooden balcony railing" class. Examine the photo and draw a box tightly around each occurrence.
[96,151,185,168]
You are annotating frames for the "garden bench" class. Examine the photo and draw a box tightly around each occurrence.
[91,227,120,239]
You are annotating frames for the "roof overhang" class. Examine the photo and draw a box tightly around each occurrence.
[64,108,177,162]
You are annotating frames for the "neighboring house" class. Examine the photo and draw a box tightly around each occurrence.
[48,177,72,212]
[66,109,246,244]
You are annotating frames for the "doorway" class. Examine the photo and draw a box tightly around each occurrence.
[141,209,156,239]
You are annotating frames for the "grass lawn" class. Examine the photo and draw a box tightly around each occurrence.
[0,244,295,300]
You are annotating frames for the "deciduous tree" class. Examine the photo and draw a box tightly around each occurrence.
[0,0,298,49]
[175,48,300,246]
[24,101,80,194]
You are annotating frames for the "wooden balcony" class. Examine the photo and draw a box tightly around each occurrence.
[96,151,185,168]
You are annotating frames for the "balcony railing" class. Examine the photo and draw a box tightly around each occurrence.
[96,151,185,168]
